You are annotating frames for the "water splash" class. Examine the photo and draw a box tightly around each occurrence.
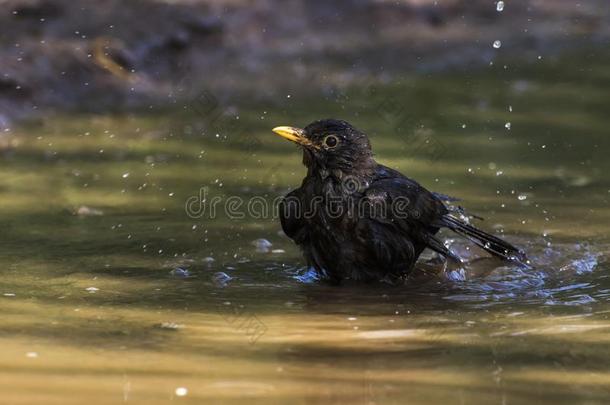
[293,267,321,283]
[437,238,605,308]
[561,252,599,275]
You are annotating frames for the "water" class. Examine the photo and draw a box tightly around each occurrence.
[0,52,609,404]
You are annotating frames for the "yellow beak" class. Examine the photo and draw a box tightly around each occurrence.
[272,126,315,148]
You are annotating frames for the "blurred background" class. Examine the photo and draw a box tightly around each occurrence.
[1,0,609,124]
[1,1,609,404]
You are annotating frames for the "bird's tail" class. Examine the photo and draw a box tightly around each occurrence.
[441,215,528,266]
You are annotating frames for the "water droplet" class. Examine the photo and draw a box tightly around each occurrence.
[518,194,527,201]
[505,122,511,130]
[212,272,232,287]
[447,268,466,281]
[252,238,273,253]
[294,267,320,283]
[496,1,504,12]
[85,287,99,293]
[175,387,188,397]
[493,40,502,49]
[122,172,130,178]
[170,268,190,278]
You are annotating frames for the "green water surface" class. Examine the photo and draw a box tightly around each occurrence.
[0,52,608,404]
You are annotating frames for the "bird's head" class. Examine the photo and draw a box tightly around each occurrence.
[272,119,375,175]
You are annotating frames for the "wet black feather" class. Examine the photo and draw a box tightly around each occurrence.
[278,119,527,283]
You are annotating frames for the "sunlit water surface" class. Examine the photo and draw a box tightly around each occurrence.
[0,54,609,404]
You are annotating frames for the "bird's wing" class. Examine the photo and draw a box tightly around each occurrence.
[362,173,462,262]
[278,189,307,243]
[367,167,525,265]
[376,164,461,203]
[364,175,447,229]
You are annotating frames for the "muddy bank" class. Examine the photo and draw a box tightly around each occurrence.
[0,0,608,126]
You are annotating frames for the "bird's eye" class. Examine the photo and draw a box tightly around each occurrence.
[323,135,339,148]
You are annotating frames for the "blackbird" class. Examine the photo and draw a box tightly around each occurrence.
[273,119,526,284]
